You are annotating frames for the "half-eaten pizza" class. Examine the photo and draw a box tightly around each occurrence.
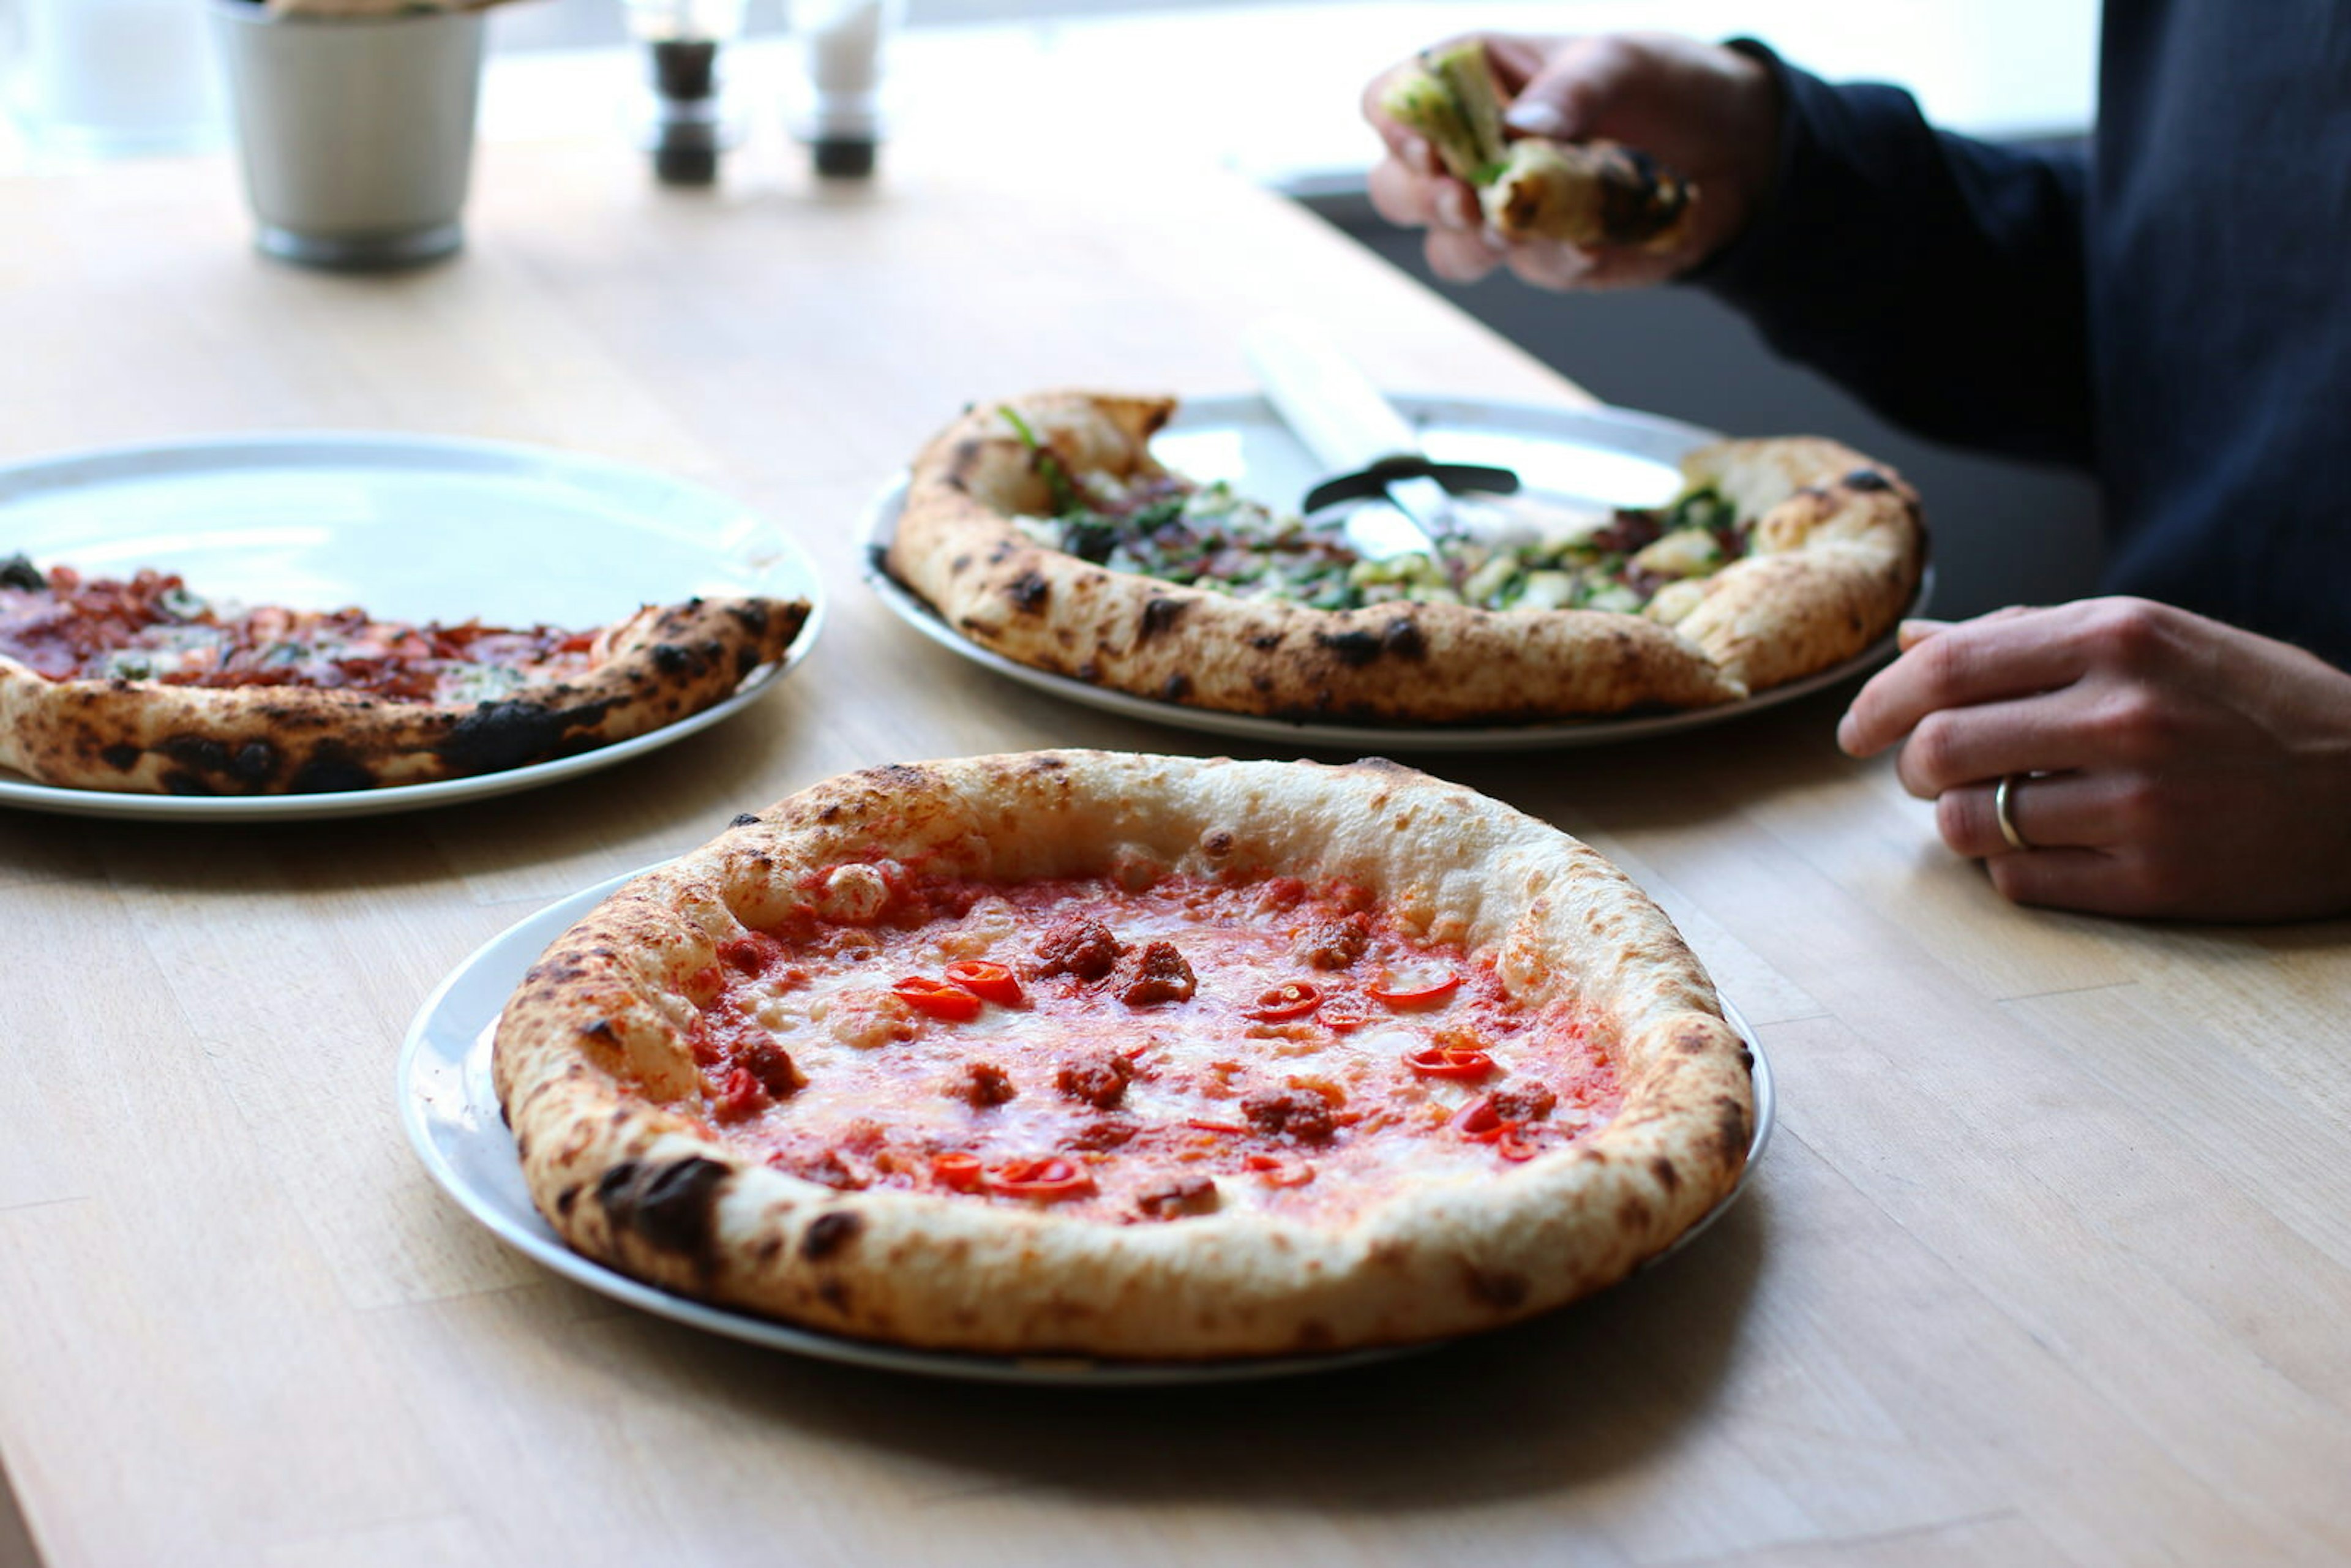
[0,553,810,794]
[493,750,1755,1360]
[887,392,1924,725]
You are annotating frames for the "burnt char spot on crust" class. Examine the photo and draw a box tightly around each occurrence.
[1006,571,1050,613]
[727,602,771,635]
[802,1209,864,1261]
[1201,830,1234,857]
[1714,1095,1752,1167]
[1651,1156,1682,1194]
[1842,468,1893,492]
[555,1184,580,1217]
[100,743,140,771]
[596,1157,730,1266]
[162,771,215,795]
[1464,1266,1531,1310]
[1382,617,1428,659]
[438,698,615,775]
[162,735,280,786]
[1314,629,1383,668]
[1161,672,1193,702]
[730,812,763,828]
[1249,633,1281,651]
[1138,596,1187,640]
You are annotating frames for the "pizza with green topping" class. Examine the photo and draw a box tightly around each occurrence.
[492,751,1756,1359]
[0,554,809,794]
[886,392,1924,724]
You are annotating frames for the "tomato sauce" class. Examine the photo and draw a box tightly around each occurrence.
[669,871,1624,1226]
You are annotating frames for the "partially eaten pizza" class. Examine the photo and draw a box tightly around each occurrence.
[0,553,811,794]
[1382,39,1694,249]
[493,750,1755,1360]
[887,392,1924,724]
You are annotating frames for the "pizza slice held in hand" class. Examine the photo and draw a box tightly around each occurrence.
[1383,39,1695,250]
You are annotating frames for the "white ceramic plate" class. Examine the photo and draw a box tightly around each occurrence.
[0,433,825,821]
[862,394,1925,752]
[399,866,1776,1386]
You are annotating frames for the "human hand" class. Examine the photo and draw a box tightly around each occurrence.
[1362,33,1779,290]
[1837,599,2351,920]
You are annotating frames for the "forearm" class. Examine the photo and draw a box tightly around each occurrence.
[1696,42,2094,468]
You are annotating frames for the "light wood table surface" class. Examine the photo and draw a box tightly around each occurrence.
[4,113,2350,1568]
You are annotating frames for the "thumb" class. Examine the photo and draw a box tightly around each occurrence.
[1501,41,1624,142]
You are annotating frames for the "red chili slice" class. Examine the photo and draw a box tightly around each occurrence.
[1450,1094,1508,1141]
[1493,1128,1540,1163]
[985,1156,1097,1201]
[1403,1044,1495,1080]
[891,975,984,1022]
[931,1152,985,1192]
[943,959,1023,1006]
[1247,980,1324,1021]
[1243,1153,1316,1188]
[1318,1000,1373,1033]
[1370,969,1462,1007]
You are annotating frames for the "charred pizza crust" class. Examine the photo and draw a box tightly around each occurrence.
[887,392,1922,723]
[493,750,1755,1360]
[0,595,809,795]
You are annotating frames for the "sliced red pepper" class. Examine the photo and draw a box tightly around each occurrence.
[1450,1094,1507,1141]
[943,959,1023,1006]
[1318,1000,1373,1033]
[1244,1153,1316,1188]
[1493,1127,1540,1162]
[891,975,983,1022]
[1247,979,1324,1021]
[1184,1118,1248,1135]
[931,1151,985,1192]
[1403,1044,1495,1080]
[1369,969,1461,1008]
[984,1155,1097,1201]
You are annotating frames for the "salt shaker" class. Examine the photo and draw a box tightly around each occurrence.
[793,0,900,178]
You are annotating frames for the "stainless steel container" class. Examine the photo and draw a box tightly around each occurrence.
[208,1,486,269]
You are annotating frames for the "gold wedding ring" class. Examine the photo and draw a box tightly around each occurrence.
[1995,773,2031,853]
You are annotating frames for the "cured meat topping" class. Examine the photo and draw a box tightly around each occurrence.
[1113,940,1196,1006]
[1032,915,1125,980]
[0,559,601,701]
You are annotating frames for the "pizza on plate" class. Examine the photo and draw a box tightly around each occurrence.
[0,553,811,795]
[492,750,1755,1360]
[887,392,1924,724]
[1382,39,1694,249]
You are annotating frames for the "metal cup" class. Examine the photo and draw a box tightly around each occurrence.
[207,1,486,270]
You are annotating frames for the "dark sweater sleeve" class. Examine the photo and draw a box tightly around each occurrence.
[1696,42,2094,468]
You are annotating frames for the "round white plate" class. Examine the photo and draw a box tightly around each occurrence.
[862,394,1924,752]
[399,866,1776,1386]
[0,433,825,821]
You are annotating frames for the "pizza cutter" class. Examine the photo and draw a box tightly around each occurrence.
[1242,318,1522,561]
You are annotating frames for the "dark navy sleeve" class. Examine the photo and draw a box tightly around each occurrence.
[1695,42,2094,468]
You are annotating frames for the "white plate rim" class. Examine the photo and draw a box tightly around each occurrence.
[397,863,1776,1386]
[0,431,827,821]
[860,392,1927,752]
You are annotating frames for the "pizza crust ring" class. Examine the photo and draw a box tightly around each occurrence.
[493,750,1755,1360]
[0,595,809,794]
[887,392,1925,724]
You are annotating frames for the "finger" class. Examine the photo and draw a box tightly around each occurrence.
[1425,226,1504,282]
[1933,770,2113,857]
[1984,847,2157,918]
[1504,35,1635,143]
[1431,179,1481,233]
[1892,694,2099,798]
[1895,618,1949,653]
[1501,239,1605,291]
[1366,156,1438,227]
[1838,606,2088,756]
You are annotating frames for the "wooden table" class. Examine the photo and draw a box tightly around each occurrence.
[4,113,2349,1568]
